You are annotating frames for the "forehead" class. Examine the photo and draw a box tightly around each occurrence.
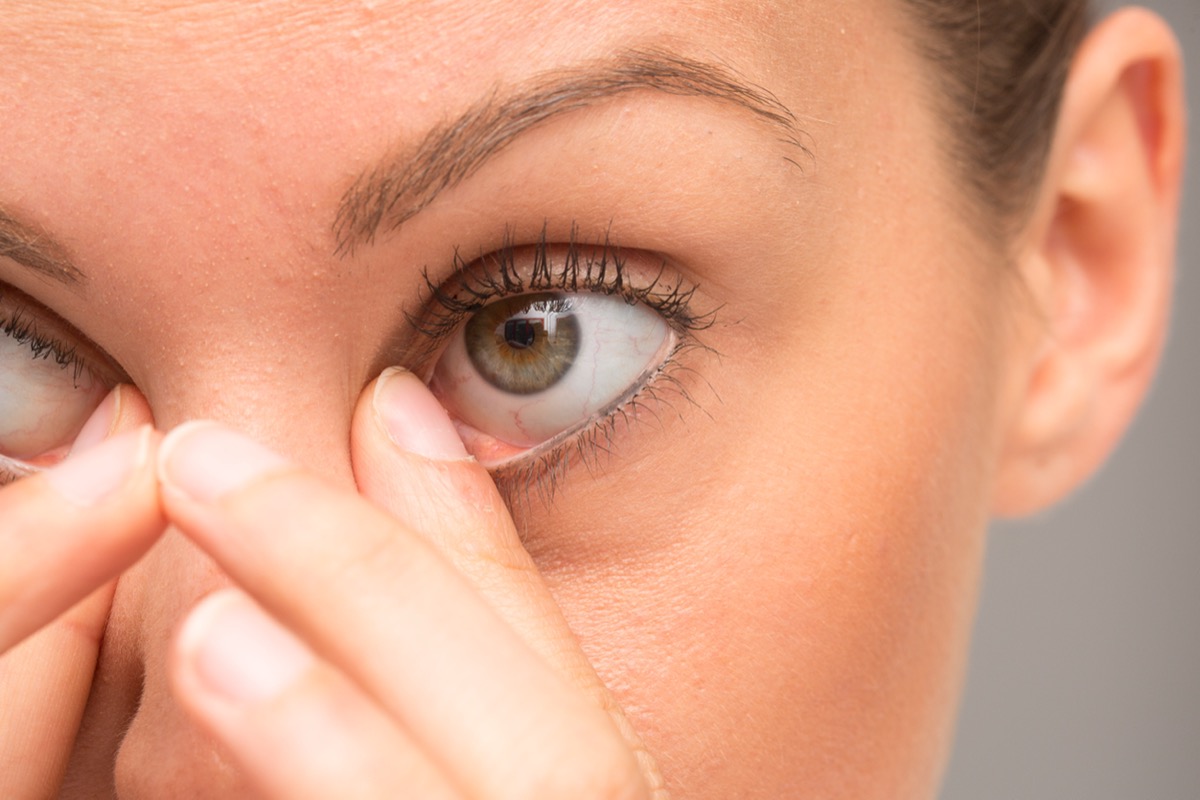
[1,0,786,81]
[0,0,843,219]
[0,0,901,256]
[0,1,897,145]
[0,0,925,369]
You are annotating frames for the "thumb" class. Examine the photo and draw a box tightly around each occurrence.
[350,367,666,798]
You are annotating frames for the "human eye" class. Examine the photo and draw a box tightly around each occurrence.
[408,228,715,505]
[0,286,122,485]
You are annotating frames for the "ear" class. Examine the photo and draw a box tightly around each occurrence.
[992,8,1187,517]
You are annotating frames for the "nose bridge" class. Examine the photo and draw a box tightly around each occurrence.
[106,318,370,798]
[142,334,364,489]
[124,217,380,486]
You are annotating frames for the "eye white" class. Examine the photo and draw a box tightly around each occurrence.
[0,334,104,460]
[432,293,673,451]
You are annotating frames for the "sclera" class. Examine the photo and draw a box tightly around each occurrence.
[430,293,675,462]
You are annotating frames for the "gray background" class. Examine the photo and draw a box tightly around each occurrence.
[942,1,1200,798]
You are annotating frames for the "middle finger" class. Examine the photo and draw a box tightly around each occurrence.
[158,423,644,800]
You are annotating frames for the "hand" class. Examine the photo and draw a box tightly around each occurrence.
[0,386,165,799]
[158,369,666,799]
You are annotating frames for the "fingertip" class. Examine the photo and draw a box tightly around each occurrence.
[370,367,471,462]
[68,388,120,455]
[353,372,513,556]
[112,384,156,432]
[67,384,155,457]
[44,425,156,508]
[174,589,314,710]
[158,421,294,505]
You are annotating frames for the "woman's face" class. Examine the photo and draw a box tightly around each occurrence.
[1,1,1028,797]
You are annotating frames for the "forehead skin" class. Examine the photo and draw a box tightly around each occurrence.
[0,0,919,448]
[0,2,1011,798]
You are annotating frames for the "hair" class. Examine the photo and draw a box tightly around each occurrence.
[900,0,1092,244]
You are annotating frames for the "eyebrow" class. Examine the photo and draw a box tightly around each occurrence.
[0,210,85,286]
[334,48,807,254]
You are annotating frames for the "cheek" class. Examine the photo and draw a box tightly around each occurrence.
[527,266,1006,798]
[540,449,988,797]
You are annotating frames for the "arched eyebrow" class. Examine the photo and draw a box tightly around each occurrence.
[0,210,84,286]
[333,48,806,255]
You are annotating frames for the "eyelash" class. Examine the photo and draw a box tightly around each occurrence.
[0,235,719,502]
[0,289,106,486]
[407,226,717,510]
[1,308,93,384]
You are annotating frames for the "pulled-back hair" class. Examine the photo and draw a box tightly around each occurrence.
[901,0,1091,243]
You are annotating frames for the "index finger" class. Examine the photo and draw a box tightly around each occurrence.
[0,425,163,652]
[0,387,166,798]
[351,369,667,797]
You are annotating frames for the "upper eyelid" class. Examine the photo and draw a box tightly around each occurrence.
[400,237,712,372]
[0,283,129,386]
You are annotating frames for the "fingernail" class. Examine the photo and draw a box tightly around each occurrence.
[181,590,312,705]
[45,427,150,507]
[373,367,469,461]
[159,422,291,503]
[69,386,122,455]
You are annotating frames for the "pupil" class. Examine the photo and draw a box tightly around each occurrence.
[464,293,581,395]
[504,318,538,350]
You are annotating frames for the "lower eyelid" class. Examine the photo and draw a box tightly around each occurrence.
[407,232,716,506]
[452,340,699,509]
[446,417,533,467]
[0,452,43,484]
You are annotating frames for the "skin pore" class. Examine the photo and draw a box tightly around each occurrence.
[0,1,1183,798]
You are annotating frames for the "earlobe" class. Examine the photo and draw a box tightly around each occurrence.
[992,8,1186,517]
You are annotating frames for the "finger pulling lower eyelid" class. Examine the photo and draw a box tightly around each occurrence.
[68,385,122,456]
[158,422,293,504]
[43,426,152,507]
[373,367,470,462]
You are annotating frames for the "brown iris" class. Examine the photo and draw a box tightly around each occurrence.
[464,293,581,395]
